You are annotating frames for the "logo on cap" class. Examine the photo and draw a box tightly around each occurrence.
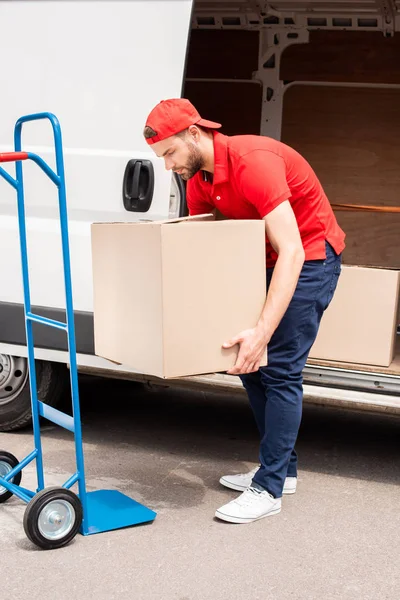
[144,98,221,145]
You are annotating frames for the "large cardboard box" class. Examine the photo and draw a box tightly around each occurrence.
[309,265,400,367]
[91,216,266,378]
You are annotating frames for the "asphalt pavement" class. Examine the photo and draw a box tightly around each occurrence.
[0,376,399,600]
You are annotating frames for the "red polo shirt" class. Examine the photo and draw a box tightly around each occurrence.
[187,132,346,267]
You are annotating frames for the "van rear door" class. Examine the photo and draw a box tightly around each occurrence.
[0,0,193,327]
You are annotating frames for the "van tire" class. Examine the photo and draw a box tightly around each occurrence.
[0,358,70,432]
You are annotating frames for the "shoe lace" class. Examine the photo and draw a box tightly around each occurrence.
[235,486,269,507]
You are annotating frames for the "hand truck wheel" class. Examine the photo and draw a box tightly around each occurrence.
[0,451,22,503]
[23,487,83,550]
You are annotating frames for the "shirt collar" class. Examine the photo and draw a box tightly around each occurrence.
[211,132,229,185]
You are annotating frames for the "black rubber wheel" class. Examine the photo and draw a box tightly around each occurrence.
[0,359,70,432]
[0,451,22,504]
[23,487,83,550]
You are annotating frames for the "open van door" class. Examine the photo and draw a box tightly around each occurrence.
[0,0,193,429]
[0,0,193,320]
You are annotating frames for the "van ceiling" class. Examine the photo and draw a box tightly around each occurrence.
[193,1,400,34]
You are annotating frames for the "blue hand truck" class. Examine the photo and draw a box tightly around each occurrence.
[0,113,156,550]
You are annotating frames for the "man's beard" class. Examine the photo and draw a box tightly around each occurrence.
[179,143,205,181]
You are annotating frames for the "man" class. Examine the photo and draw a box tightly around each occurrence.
[143,98,345,524]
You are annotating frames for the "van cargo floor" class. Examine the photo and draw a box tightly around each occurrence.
[306,336,400,377]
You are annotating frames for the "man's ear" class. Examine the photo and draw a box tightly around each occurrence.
[188,125,201,143]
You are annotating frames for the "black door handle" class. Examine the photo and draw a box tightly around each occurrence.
[122,159,154,212]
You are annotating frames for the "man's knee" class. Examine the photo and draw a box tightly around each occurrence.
[239,371,262,389]
[260,364,303,386]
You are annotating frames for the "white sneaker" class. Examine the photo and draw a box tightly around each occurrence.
[283,477,297,495]
[215,486,281,524]
[219,467,297,495]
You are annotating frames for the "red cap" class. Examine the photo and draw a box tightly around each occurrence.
[144,98,221,145]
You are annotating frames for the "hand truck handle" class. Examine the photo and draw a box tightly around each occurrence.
[0,152,29,163]
[14,113,65,181]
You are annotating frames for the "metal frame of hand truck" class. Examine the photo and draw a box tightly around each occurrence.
[0,112,156,550]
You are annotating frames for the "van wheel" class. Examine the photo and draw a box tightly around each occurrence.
[0,357,69,432]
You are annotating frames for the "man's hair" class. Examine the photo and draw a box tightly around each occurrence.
[143,124,211,141]
[143,126,158,139]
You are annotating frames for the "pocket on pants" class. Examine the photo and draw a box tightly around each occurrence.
[323,262,341,311]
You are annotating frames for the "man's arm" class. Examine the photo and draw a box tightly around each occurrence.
[223,200,305,375]
[257,200,305,340]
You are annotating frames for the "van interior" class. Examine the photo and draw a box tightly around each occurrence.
[181,0,400,378]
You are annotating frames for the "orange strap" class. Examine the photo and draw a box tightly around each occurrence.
[332,203,400,214]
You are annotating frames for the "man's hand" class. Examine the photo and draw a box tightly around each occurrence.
[223,325,269,375]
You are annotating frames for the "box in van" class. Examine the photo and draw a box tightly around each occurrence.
[309,265,400,367]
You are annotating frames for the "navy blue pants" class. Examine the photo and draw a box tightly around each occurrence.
[240,241,342,498]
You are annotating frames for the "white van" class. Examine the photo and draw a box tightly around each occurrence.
[0,0,399,431]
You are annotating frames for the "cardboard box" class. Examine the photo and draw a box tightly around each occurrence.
[309,265,400,367]
[91,216,267,378]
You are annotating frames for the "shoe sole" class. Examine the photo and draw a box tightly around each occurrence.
[219,476,296,495]
[215,506,281,524]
